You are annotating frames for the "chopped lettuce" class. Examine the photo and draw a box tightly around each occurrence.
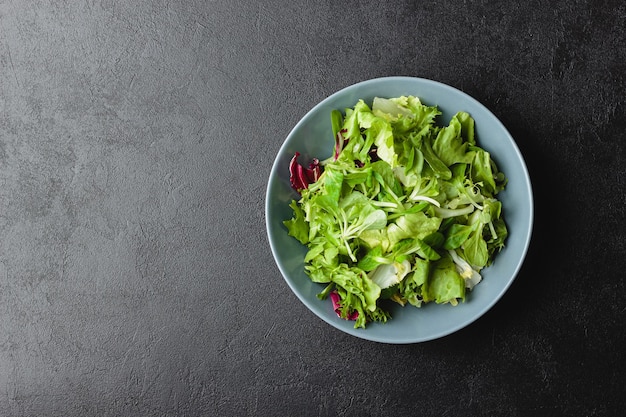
[284,96,508,328]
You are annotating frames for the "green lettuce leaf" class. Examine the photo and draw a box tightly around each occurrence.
[426,256,465,304]
[432,112,475,166]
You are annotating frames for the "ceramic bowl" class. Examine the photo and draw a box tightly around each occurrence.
[266,77,533,343]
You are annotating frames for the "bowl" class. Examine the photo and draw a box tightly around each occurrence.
[265,76,533,344]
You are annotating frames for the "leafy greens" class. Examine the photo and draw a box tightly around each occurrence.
[284,96,508,328]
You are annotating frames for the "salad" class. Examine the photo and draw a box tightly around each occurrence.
[284,96,508,328]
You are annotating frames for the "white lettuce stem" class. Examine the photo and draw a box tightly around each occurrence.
[433,205,475,219]
[408,195,441,207]
[488,220,498,240]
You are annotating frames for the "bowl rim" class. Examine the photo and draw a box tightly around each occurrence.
[265,76,534,343]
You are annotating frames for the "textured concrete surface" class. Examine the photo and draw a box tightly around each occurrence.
[0,0,624,416]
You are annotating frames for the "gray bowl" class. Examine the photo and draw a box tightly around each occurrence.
[266,77,533,343]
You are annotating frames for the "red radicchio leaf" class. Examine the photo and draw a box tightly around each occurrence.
[329,290,358,321]
[289,152,308,191]
[368,147,380,162]
[334,129,348,160]
[289,152,322,192]
[305,158,321,183]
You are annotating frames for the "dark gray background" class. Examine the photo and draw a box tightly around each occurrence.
[1,0,624,416]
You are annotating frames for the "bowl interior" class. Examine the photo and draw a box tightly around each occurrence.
[266,77,533,343]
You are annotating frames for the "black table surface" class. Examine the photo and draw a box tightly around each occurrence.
[1,1,624,416]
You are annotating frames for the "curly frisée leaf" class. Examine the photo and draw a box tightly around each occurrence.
[284,96,508,328]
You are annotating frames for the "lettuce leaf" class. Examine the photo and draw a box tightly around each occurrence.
[426,256,465,304]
